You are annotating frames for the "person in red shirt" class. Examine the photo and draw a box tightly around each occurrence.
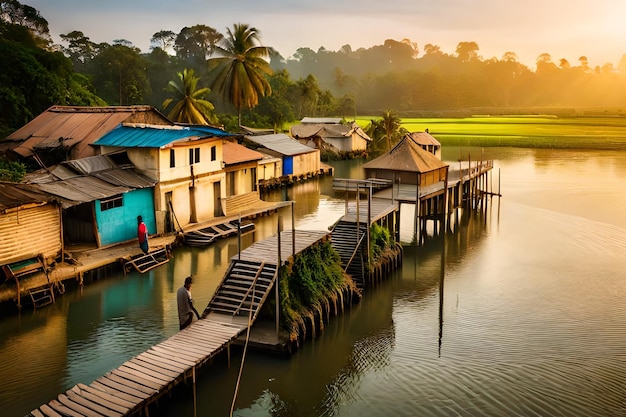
[137,215,149,254]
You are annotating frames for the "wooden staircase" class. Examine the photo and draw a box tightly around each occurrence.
[203,259,278,320]
[330,220,368,285]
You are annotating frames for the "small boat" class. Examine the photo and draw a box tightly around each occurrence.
[183,220,255,247]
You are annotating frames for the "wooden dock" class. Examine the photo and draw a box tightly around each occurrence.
[29,229,330,417]
[30,317,246,417]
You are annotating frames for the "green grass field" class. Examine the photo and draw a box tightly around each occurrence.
[354,115,626,150]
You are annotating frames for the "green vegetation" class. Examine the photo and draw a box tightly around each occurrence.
[270,239,359,340]
[0,157,26,182]
[356,115,626,150]
[369,223,393,266]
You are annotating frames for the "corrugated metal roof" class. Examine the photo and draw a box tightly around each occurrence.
[244,133,318,156]
[94,124,234,148]
[23,155,156,208]
[0,182,55,210]
[35,177,131,207]
[2,106,172,160]
[223,142,263,165]
[363,136,448,173]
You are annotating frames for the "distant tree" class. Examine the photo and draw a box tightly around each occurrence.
[174,24,222,70]
[0,0,50,47]
[162,68,217,125]
[295,74,321,118]
[60,30,98,69]
[208,23,272,124]
[559,58,570,69]
[423,44,443,56]
[90,43,151,105]
[455,41,480,62]
[336,94,356,119]
[150,30,176,52]
[254,69,295,131]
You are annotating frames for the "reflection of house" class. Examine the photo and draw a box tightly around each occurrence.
[0,182,62,265]
[243,133,320,182]
[363,134,448,187]
[94,124,241,233]
[405,131,442,159]
[24,154,156,248]
[290,118,371,153]
[0,106,172,167]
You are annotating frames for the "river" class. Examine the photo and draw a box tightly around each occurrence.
[1,147,626,416]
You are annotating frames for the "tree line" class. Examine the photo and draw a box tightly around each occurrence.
[3,0,626,142]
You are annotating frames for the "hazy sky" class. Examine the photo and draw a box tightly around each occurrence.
[27,0,626,68]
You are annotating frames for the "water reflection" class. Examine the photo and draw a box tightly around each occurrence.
[3,150,626,417]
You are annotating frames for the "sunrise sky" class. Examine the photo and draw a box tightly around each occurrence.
[27,0,626,69]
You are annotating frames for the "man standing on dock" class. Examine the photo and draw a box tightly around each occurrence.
[177,276,200,330]
[137,215,149,254]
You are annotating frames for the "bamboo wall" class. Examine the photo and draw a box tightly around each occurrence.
[0,203,62,265]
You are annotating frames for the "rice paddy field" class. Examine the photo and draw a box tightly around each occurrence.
[354,115,626,149]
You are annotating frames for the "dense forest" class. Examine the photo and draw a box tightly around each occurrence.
[2,0,626,139]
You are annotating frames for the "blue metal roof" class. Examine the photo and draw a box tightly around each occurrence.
[93,125,235,148]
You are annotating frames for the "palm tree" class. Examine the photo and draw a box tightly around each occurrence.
[208,23,272,125]
[366,110,405,154]
[162,68,217,125]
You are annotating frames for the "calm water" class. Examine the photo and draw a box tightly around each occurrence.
[1,147,626,417]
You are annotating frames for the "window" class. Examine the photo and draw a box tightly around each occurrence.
[100,194,123,211]
[170,149,175,168]
[189,147,200,164]
[210,145,216,161]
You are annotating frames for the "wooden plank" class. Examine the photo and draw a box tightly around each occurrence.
[90,380,145,404]
[175,324,238,342]
[97,373,155,398]
[138,351,190,372]
[167,330,227,348]
[112,368,164,391]
[76,383,135,411]
[63,391,123,417]
[69,388,128,415]
[133,354,186,374]
[156,339,211,357]
[56,394,100,417]
[168,333,226,352]
[38,404,63,417]
[148,345,198,367]
[125,358,180,380]
[46,401,79,417]
[30,409,46,417]
[127,356,185,379]
[144,348,195,370]
[157,339,214,357]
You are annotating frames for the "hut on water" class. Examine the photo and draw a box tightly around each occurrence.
[363,134,449,188]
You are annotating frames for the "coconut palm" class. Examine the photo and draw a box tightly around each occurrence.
[366,110,405,154]
[208,23,272,125]
[162,68,217,125]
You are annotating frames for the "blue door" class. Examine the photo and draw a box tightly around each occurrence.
[283,156,293,175]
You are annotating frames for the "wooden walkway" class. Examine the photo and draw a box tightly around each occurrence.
[30,318,246,417]
[30,229,330,417]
